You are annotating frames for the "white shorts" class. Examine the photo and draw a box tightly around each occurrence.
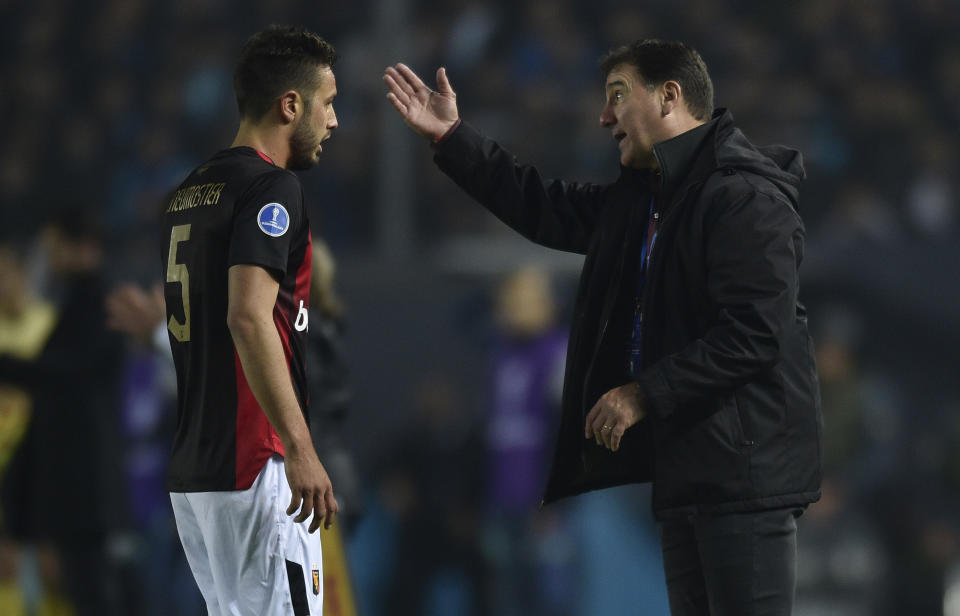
[170,455,323,616]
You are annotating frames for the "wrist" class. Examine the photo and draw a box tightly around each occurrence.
[432,118,461,145]
[282,430,314,455]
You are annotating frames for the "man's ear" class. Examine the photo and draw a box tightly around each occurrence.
[661,80,682,117]
[278,90,301,124]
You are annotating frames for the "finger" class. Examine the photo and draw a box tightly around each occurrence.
[436,66,453,94]
[386,92,408,116]
[286,490,302,516]
[395,62,429,93]
[324,490,338,530]
[611,424,626,452]
[294,491,314,523]
[383,73,412,105]
[151,286,166,312]
[602,407,622,449]
[385,66,417,97]
[591,405,609,439]
[308,493,325,533]
[602,422,616,450]
[584,402,601,439]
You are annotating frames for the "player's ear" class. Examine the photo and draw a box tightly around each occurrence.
[661,80,682,117]
[278,90,300,124]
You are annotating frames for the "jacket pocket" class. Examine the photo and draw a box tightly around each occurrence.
[656,396,754,508]
[727,394,756,451]
[710,394,752,453]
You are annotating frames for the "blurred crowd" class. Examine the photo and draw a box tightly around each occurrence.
[0,0,959,614]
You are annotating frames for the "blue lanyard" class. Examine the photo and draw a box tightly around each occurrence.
[640,197,657,280]
[628,197,659,377]
[637,197,658,296]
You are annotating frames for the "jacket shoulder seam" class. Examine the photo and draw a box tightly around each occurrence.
[707,171,800,224]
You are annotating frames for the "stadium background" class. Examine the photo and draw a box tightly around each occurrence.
[1,0,959,614]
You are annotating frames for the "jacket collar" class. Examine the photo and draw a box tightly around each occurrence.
[655,110,736,201]
[614,109,732,201]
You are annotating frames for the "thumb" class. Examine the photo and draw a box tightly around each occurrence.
[436,67,453,94]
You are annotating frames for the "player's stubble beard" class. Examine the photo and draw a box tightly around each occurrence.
[288,106,323,171]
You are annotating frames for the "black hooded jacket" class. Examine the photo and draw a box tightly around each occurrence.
[433,109,822,519]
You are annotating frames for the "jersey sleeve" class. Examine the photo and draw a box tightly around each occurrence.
[228,170,303,278]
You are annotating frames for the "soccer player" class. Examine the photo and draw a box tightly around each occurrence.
[161,26,339,615]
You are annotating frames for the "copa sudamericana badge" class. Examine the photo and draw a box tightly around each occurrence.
[257,203,289,237]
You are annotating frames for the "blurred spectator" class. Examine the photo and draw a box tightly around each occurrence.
[0,239,70,615]
[0,208,128,616]
[375,376,484,616]
[305,237,362,614]
[307,239,362,526]
[483,266,571,616]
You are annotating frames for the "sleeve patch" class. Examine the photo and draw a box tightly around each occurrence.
[257,203,290,237]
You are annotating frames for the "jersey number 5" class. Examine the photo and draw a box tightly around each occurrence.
[166,224,192,342]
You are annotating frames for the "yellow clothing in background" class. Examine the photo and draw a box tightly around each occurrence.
[0,301,56,477]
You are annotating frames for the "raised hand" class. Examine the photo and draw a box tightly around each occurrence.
[105,283,166,346]
[383,63,459,141]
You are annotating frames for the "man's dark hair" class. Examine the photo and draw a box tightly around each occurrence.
[234,25,337,120]
[600,40,714,121]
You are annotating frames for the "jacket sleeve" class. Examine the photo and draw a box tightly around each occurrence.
[432,121,606,255]
[638,189,804,420]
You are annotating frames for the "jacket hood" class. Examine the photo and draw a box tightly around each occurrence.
[712,109,806,211]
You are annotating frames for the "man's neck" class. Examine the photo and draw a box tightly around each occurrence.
[231,121,289,168]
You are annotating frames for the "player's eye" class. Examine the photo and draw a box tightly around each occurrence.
[614,91,623,103]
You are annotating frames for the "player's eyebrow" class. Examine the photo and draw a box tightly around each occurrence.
[605,79,627,92]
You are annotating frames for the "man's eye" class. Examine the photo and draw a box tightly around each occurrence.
[614,92,623,102]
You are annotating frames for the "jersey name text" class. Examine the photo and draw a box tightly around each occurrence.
[166,182,227,214]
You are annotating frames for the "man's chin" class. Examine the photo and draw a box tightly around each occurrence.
[288,149,322,170]
[288,157,318,171]
[619,150,655,170]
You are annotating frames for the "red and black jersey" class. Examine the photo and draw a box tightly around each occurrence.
[161,147,312,492]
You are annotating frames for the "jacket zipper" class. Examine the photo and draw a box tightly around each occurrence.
[580,197,639,409]
[541,198,639,508]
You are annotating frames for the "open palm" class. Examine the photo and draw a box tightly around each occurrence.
[384,63,459,141]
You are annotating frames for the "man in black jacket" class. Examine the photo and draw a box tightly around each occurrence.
[384,39,821,615]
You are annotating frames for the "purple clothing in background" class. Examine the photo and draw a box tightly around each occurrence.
[121,351,172,526]
[487,330,567,513]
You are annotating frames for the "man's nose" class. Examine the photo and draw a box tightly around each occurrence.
[599,104,614,127]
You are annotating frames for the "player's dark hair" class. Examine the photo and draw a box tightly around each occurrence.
[234,25,337,120]
[600,40,714,121]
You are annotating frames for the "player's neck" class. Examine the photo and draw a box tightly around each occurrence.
[231,121,291,169]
